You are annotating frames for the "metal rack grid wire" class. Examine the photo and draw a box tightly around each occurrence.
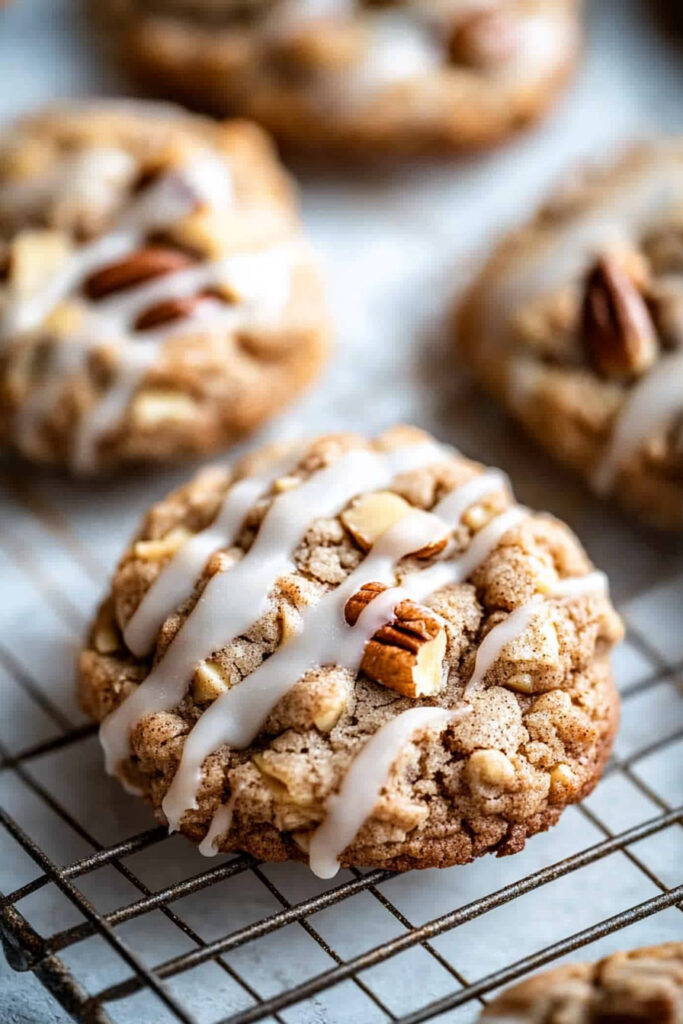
[0,471,681,1024]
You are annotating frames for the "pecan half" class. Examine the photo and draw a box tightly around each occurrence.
[345,582,447,698]
[134,294,211,331]
[84,246,194,300]
[582,254,659,380]
[449,9,520,69]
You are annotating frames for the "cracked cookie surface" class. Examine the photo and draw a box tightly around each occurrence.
[458,140,683,528]
[102,0,581,157]
[481,942,683,1022]
[0,101,328,473]
[79,427,621,874]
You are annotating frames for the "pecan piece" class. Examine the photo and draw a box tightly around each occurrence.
[582,255,658,380]
[84,246,194,300]
[345,582,447,698]
[341,492,448,558]
[134,293,211,331]
[449,9,520,69]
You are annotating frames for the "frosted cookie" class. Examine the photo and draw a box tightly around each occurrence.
[481,942,683,1022]
[0,102,327,474]
[458,141,683,528]
[79,426,622,874]
[104,0,581,157]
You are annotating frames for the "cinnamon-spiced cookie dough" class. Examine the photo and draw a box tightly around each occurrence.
[79,427,622,874]
[458,141,683,529]
[0,101,328,474]
[481,942,683,1022]
[103,0,581,157]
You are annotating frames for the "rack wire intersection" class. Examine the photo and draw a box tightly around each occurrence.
[0,476,681,1024]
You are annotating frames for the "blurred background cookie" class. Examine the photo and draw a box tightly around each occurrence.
[101,0,582,157]
[481,941,683,1022]
[457,141,683,529]
[0,101,329,474]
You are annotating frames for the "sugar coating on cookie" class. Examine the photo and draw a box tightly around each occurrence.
[104,0,581,156]
[79,427,622,874]
[0,101,328,473]
[481,942,683,1022]
[458,141,683,529]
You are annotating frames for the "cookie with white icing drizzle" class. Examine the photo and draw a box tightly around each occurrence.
[458,140,683,529]
[99,0,581,157]
[480,941,683,1023]
[79,426,622,874]
[0,101,328,473]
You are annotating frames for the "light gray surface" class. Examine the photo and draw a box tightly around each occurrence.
[0,0,681,1022]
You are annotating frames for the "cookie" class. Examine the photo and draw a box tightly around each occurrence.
[0,101,328,474]
[104,0,581,157]
[481,942,683,1022]
[458,141,683,529]
[79,426,622,875]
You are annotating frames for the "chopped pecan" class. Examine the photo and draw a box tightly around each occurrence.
[344,581,388,625]
[582,254,658,379]
[341,492,448,558]
[84,246,194,300]
[345,582,447,698]
[134,293,212,331]
[9,229,72,296]
[449,9,519,68]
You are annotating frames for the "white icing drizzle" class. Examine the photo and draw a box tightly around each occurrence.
[305,567,608,878]
[430,467,509,525]
[592,349,683,495]
[1,170,202,339]
[487,152,683,493]
[272,0,355,31]
[465,595,544,697]
[9,239,297,473]
[269,0,570,113]
[71,344,160,474]
[348,13,443,98]
[12,336,90,462]
[1,149,298,471]
[465,570,609,696]
[162,505,452,830]
[124,448,301,657]
[165,468,515,832]
[491,156,683,354]
[99,440,450,775]
[403,505,526,600]
[551,570,608,599]
[198,787,240,857]
[506,7,576,82]
[307,706,454,879]
[0,146,138,233]
[72,244,294,474]
[87,244,290,332]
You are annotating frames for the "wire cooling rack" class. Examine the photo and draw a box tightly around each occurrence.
[0,1,682,1017]
[0,457,681,1024]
